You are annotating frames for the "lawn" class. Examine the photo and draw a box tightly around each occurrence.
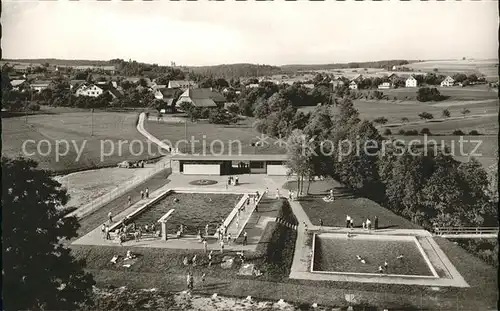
[313,235,433,276]
[132,192,243,235]
[1,111,161,173]
[144,117,286,156]
[365,86,498,101]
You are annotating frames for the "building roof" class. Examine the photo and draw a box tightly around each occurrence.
[107,88,124,99]
[170,153,287,161]
[10,79,27,87]
[178,88,226,107]
[31,80,52,86]
[168,80,197,88]
[157,88,178,98]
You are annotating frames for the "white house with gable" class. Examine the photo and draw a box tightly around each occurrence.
[349,81,358,90]
[440,76,455,87]
[405,75,418,88]
[75,83,104,97]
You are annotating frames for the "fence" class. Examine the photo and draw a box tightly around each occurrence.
[65,158,171,220]
[434,227,499,236]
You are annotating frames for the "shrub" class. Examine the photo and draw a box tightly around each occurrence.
[452,129,465,135]
[418,111,434,121]
[469,130,480,135]
[27,103,40,111]
[420,128,432,135]
[373,116,388,125]
[417,87,444,102]
[398,129,406,135]
[404,129,418,136]
[383,128,392,136]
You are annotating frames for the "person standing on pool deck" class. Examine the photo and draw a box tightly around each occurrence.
[346,215,351,228]
[145,188,149,198]
[243,231,248,245]
[350,218,354,229]
[374,216,379,230]
[203,239,208,253]
[319,218,324,230]
[140,190,144,199]
[127,196,131,206]
[276,188,280,199]
[205,224,209,237]
[108,212,113,223]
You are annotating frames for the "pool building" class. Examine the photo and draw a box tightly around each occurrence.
[170,153,289,176]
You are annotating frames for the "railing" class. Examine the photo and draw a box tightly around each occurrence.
[434,227,499,236]
[65,158,171,220]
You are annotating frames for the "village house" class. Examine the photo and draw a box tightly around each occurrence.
[69,80,86,90]
[154,88,178,104]
[31,80,52,92]
[168,80,197,90]
[176,88,226,109]
[440,76,455,87]
[387,73,399,83]
[74,83,104,97]
[378,82,392,89]
[246,83,260,89]
[330,78,345,88]
[349,81,358,90]
[12,64,31,74]
[405,75,418,88]
[10,79,29,91]
[303,83,315,89]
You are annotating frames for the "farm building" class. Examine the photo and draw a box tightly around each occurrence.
[168,80,198,90]
[154,88,178,106]
[10,79,29,91]
[349,81,358,90]
[405,75,418,88]
[75,83,104,97]
[31,80,52,92]
[246,83,260,89]
[175,88,226,109]
[441,76,455,87]
[170,153,289,176]
[378,82,391,89]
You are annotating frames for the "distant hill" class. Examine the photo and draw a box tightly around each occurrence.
[186,63,282,79]
[1,58,112,66]
[281,60,419,72]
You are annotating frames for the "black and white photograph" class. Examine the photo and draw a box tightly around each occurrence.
[1,1,498,310]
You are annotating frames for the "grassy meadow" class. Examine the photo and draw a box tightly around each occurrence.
[1,111,160,173]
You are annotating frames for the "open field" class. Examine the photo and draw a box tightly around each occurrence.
[54,166,157,209]
[298,98,499,125]
[360,85,498,101]
[132,192,242,235]
[384,116,498,134]
[144,117,286,155]
[1,111,161,173]
[313,236,433,276]
[393,135,498,169]
[406,59,499,81]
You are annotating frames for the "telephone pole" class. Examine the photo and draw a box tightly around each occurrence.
[91,108,94,136]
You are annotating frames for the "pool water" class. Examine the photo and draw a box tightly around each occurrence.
[132,192,242,235]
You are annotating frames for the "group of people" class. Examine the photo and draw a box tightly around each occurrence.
[227,176,239,187]
[323,189,335,202]
[353,254,404,274]
[345,215,379,230]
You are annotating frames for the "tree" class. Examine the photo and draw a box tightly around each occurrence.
[401,117,409,123]
[373,116,388,125]
[417,87,443,102]
[226,104,240,114]
[418,112,434,121]
[461,108,470,118]
[442,109,450,118]
[383,128,392,136]
[286,129,314,196]
[2,157,95,310]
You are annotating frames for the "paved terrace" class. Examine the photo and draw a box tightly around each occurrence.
[72,174,289,252]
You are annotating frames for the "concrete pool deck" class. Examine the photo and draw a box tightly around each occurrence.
[286,197,469,288]
[72,174,289,252]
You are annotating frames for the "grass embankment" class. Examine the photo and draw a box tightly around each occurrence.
[282,179,420,229]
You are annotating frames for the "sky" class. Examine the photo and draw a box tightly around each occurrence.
[2,1,498,66]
